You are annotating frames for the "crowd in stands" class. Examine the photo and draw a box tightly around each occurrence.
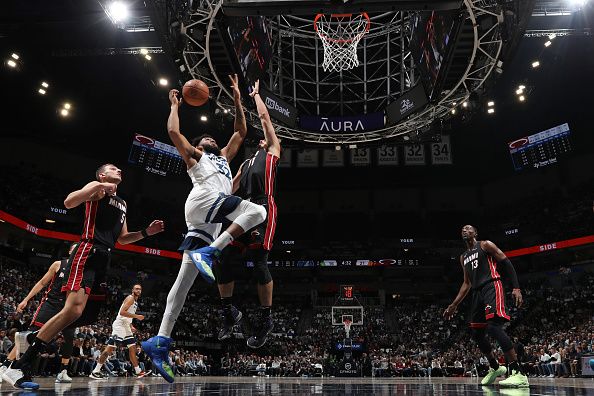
[1,244,594,379]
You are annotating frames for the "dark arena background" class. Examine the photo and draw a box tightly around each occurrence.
[1,0,594,395]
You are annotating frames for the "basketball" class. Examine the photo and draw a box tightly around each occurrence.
[182,79,209,106]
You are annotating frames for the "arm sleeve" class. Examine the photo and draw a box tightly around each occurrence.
[497,257,520,289]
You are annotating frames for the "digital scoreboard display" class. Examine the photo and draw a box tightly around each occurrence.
[128,134,185,177]
[508,123,572,171]
[340,285,354,301]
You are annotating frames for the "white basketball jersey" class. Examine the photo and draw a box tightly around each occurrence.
[115,296,138,324]
[187,153,232,196]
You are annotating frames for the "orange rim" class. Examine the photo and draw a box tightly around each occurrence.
[314,12,370,44]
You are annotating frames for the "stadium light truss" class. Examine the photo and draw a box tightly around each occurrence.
[181,0,505,144]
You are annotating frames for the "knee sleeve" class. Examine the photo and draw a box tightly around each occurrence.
[252,250,272,285]
[227,201,267,232]
[486,321,514,352]
[471,328,492,355]
[60,327,75,359]
[215,246,241,285]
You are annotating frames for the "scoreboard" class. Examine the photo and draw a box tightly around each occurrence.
[128,134,185,177]
[508,123,571,171]
[340,285,354,301]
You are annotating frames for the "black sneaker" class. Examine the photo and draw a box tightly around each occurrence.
[89,371,107,380]
[247,315,273,349]
[218,306,242,340]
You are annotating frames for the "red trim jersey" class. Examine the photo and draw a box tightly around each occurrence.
[81,195,126,248]
[462,241,501,290]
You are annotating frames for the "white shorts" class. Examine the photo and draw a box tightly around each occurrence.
[185,190,242,229]
[108,320,135,346]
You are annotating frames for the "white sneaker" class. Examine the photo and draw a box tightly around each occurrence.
[56,369,73,383]
[14,331,32,358]
[0,364,7,382]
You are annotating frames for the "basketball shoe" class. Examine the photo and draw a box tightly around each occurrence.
[188,246,220,283]
[218,306,243,340]
[141,336,175,383]
[481,365,507,385]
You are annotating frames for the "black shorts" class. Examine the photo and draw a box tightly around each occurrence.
[61,241,110,295]
[30,299,63,329]
[233,200,276,251]
[29,294,105,330]
[469,280,510,328]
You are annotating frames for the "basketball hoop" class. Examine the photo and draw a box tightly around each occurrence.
[343,316,353,339]
[314,12,370,72]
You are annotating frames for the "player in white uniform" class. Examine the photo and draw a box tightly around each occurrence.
[90,284,148,379]
[142,75,267,383]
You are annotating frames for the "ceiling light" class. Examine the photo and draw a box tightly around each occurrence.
[286,250,291,253]
[532,61,540,68]
[487,101,495,107]
[7,59,17,68]
[60,109,69,116]
[487,108,495,114]
[516,88,524,95]
[518,85,526,90]
[403,135,410,141]
[548,33,556,40]
[145,54,152,61]
[544,41,552,47]
[159,78,168,86]
[223,109,229,114]
[519,95,525,102]
[462,101,468,108]
[41,81,49,88]
[452,102,457,106]
[451,109,456,115]
[11,53,19,60]
[200,115,208,122]
[335,145,341,151]
[64,103,71,109]
[107,1,129,23]
[45,219,56,223]
[140,48,148,55]
[38,88,46,95]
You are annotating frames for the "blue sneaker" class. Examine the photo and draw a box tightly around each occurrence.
[1,367,39,390]
[188,246,220,283]
[141,336,175,383]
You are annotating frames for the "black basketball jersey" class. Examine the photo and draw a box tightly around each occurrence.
[81,195,127,248]
[44,259,69,305]
[462,241,501,290]
[238,148,279,201]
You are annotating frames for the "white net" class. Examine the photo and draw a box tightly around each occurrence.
[314,13,370,72]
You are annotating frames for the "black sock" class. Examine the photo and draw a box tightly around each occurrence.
[26,331,38,345]
[12,338,48,370]
[61,363,69,372]
[487,357,499,370]
[221,297,233,312]
[260,306,271,318]
[508,360,522,374]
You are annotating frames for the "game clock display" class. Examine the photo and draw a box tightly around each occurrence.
[128,134,185,177]
[340,285,354,301]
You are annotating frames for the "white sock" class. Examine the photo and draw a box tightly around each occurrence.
[134,366,142,374]
[211,231,233,251]
[158,253,200,337]
[93,363,103,373]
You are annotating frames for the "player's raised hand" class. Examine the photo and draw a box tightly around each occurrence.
[146,220,165,236]
[443,304,458,320]
[229,74,241,101]
[169,89,182,107]
[512,289,523,308]
[249,80,260,98]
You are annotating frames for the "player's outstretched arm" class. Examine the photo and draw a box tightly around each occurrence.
[443,256,471,320]
[250,80,281,158]
[17,260,61,312]
[117,219,165,245]
[167,89,202,168]
[481,240,522,307]
[64,181,117,209]
[222,74,247,162]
